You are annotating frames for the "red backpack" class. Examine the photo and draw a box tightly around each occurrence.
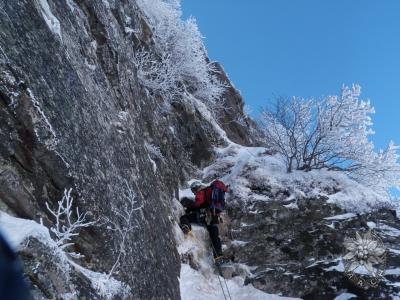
[206,179,228,213]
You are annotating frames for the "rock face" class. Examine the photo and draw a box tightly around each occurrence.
[1,1,398,300]
[227,197,400,299]
[20,237,100,300]
[0,0,253,299]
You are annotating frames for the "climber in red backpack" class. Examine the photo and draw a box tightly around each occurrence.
[180,179,228,265]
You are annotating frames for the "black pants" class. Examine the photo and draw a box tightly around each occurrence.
[180,210,223,258]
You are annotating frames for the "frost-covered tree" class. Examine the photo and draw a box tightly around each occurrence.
[134,48,180,101]
[260,96,313,173]
[135,0,225,104]
[351,141,400,190]
[46,188,96,257]
[259,85,400,191]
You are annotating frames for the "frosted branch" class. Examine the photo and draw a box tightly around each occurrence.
[46,188,96,253]
[104,180,143,279]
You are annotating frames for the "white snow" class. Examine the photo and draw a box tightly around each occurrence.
[145,142,164,160]
[202,143,391,213]
[231,240,249,247]
[325,222,335,229]
[376,224,400,237]
[66,0,76,12]
[179,188,195,200]
[175,212,299,299]
[145,142,164,173]
[305,259,327,269]
[27,88,58,150]
[333,293,358,300]
[367,221,377,228]
[124,27,137,34]
[0,211,52,250]
[0,211,130,299]
[324,213,357,220]
[149,157,157,172]
[84,59,97,71]
[70,260,130,299]
[385,268,400,275]
[389,248,400,254]
[102,0,111,9]
[180,264,300,300]
[188,93,229,142]
[323,258,379,276]
[118,111,129,121]
[36,0,62,40]
[323,259,345,273]
[283,202,299,209]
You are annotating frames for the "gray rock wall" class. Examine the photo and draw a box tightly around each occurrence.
[0,0,253,298]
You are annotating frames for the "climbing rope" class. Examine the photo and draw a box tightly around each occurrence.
[217,263,232,300]
[209,237,233,300]
[216,269,229,300]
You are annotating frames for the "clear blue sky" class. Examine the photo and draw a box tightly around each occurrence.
[182,0,400,151]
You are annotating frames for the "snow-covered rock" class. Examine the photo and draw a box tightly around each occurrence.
[197,142,400,299]
[0,211,129,299]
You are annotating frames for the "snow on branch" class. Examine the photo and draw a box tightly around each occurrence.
[145,141,164,160]
[103,180,143,279]
[259,85,400,193]
[136,0,225,104]
[46,188,96,257]
[133,48,181,101]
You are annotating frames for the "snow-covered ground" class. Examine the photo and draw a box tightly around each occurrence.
[180,263,299,300]
[204,143,392,213]
[175,224,300,300]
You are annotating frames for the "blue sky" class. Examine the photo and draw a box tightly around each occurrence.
[182,0,400,151]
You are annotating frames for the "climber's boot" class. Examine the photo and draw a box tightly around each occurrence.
[214,255,229,266]
[180,224,191,235]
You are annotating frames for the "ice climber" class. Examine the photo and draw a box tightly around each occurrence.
[180,180,228,265]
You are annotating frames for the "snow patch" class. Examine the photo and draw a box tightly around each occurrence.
[323,258,376,275]
[283,202,299,209]
[0,211,130,299]
[188,93,229,143]
[385,268,400,275]
[203,143,391,213]
[27,88,58,150]
[231,240,249,247]
[333,293,358,300]
[180,264,300,300]
[179,188,195,200]
[66,0,76,12]
[376,224,400,237]
[367,221,377,229]
[70,261,130,299]
[36,0,62,40]
[0,211,52,250]
[324,213,357,220]
[389,248,400,254]
[124,27,137,34]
